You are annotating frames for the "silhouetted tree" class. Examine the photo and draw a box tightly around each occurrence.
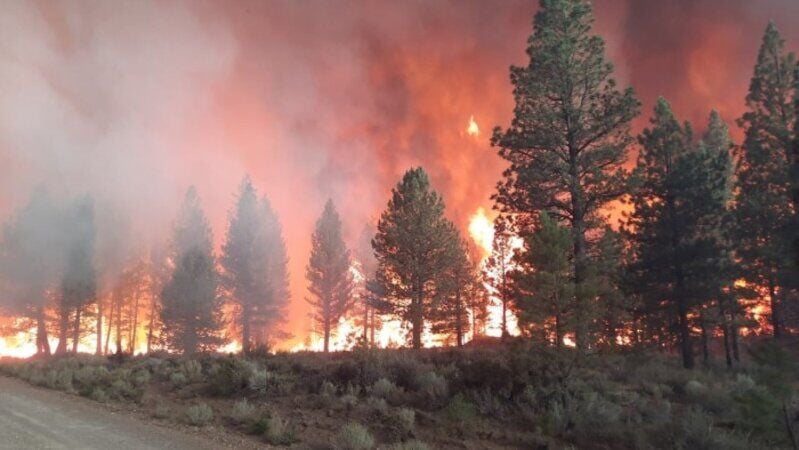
[734,22,796,339]
[160,188,222,354]
[57,196,97,354]
[372,167,459,349]
[306,200,354,353]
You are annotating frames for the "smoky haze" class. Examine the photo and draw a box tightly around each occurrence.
[0,0,796,347]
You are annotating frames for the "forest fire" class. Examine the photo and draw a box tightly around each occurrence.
[0,0,795,361]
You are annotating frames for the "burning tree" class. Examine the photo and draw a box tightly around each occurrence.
[491,0,640,350]
[305,199,355,353]
[160,187,223,354]
[372,167,460,349]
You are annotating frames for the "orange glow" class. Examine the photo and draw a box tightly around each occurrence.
[468,207,494,257]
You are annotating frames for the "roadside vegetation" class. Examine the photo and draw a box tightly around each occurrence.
[2,340,798,449]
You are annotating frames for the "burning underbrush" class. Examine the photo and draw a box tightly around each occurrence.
[1,342,798,449]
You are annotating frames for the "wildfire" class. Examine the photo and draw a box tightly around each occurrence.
[466,115,480,137]
[468,207,494,257]
[467,207,522,338]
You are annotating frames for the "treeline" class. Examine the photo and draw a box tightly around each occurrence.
[485,0,799,369]
[0,178,292,355]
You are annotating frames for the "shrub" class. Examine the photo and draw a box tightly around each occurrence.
[334,422,375,450]
[186,403,214,426]
[264,414,297,446]
[169,371,187,388]
[394,407,415,433]
[229,399,256,424]
[320,379,338,397]
[153,404,171,419]
[249,369,271,396]
[446,394,476,423]
[90,387,109,403]
[416,371,448,400]
[366,397,389,417]
[370,378,396,399]
[340,394,359,411]
[685,380,709,401]
[207,357,256,396]
[181,360,203,383]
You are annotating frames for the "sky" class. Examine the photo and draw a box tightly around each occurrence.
[0,0,797,347]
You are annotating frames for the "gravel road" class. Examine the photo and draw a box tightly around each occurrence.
[0,376,240,449]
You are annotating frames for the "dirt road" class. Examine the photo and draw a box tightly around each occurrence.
[0,376,243,449]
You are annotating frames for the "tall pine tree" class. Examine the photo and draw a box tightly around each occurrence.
[306,200,354,353]
[372,167,459,349]
[734,22,796,339]
[491,0,639,350]
[221,176,291,353]
[431,237,475,347]
[161,187,223,354]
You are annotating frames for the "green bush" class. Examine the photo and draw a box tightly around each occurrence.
[186,403,214,426]
[264,414,297,446]
[394,407,415,433]
[416,371,448,400]
[446,393,476,423]
[370,377,396,399]
[334,422,374,450]
[229,399,256,424]
[207,357,256,396]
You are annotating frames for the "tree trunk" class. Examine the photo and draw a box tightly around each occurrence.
[116,294,123,354]
[56,304,70,355]
[455,289,463,347]
[700,319,709,367]
[36,306,50,356]
[242,306,251,355]
[732,323,740,362]
[146,290,157,354]
[104,294,114,355]
[323,318,330,353]
[555,312,562,348]
[129,288,141,354]
[71,307,82,353]
[722,323,733,369]
[768,276,782,339]
[96,296,103,355]
[369,308,375,346]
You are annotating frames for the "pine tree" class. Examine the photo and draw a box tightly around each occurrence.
[255,196,291,347]
[491,0,640,350]
[431,237,475,347]
[734,22,796,339]
[160,187,223,354]
[592,226,629,348]
[698,111,739,367]
[0,190,63,355]
[484,220,515,337]
[624,98,733,369]
[306,200,354,353]
[513,211,574,347]
[353,223,379,345]
[372,167,460,349]
[221,177,291,353]
[57,196,97,354]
